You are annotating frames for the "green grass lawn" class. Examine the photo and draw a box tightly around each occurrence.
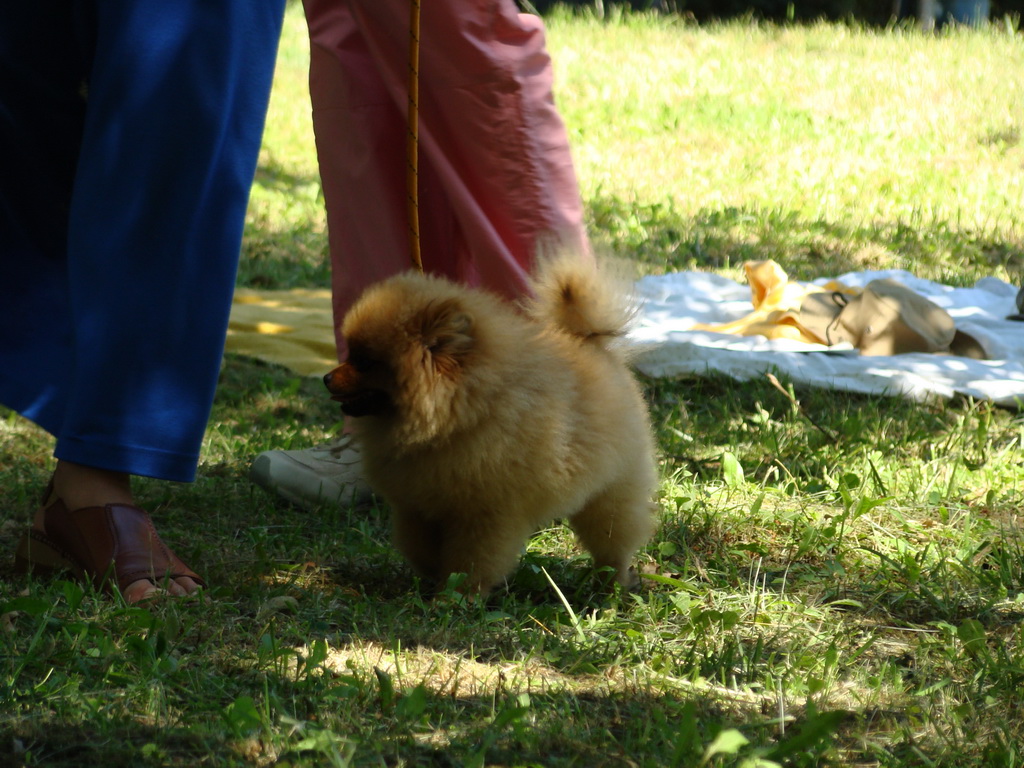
[3,5,1024,767]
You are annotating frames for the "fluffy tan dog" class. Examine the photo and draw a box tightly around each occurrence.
[324,257,658,595]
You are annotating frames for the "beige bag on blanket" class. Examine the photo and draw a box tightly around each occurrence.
[799,278,987,359]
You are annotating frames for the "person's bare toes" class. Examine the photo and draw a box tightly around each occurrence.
[123,579,167,604]
[171,576,201,596]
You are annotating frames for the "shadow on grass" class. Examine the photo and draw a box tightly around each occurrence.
[198,357,1023,627]
[644,371,983,487]
[252,158,320,199]
[587,194,1024,284]
[0,724,226,768]
[0,682,854,768]
[3,352,1022,767]
[240,159,330,290]
[237,181,1024,296]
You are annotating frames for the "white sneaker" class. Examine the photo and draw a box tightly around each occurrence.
[250,434,374,509]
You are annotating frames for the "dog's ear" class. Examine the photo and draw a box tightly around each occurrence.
[417,298,475,362]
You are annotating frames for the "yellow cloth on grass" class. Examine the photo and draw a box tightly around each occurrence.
[225,288,338,376]
[692,260,857,344]
[224,262,851,376]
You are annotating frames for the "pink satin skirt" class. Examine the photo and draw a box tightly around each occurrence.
[302,0,590,356]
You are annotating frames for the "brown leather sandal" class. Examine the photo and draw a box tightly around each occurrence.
[14,484,205,597]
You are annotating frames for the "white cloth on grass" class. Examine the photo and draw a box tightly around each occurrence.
[628,269,1024,407]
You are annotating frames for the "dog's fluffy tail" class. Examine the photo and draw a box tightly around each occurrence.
[526,254,636,348]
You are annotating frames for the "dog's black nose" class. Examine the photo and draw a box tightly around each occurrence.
[323,372,332,389]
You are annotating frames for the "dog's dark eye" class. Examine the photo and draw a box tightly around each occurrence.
[346,346,380,372]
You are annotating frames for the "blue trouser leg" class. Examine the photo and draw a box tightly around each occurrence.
[0,0,285,481]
